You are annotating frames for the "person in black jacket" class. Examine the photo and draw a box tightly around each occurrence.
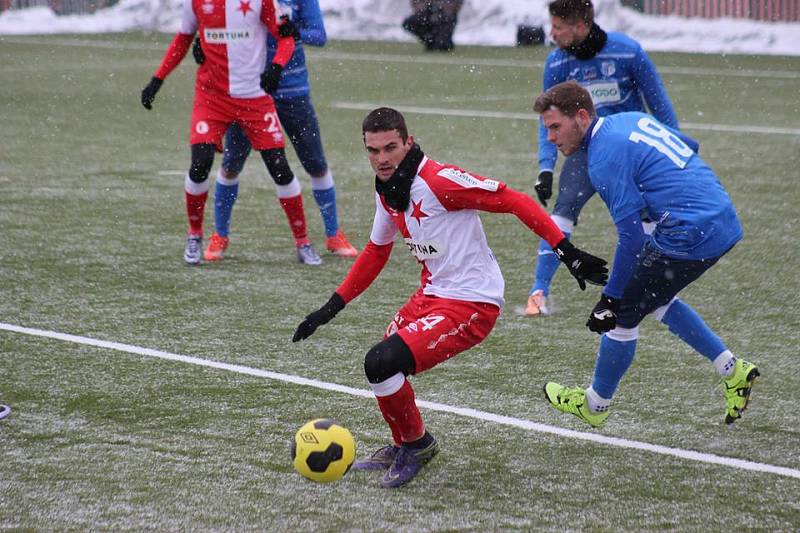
[403,0,463,51]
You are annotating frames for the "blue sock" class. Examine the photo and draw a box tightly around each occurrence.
[530,231,570,296]
[214,181,239,237]
[661,300,726,362]
[312,186,338,238]
[591,335,637,400]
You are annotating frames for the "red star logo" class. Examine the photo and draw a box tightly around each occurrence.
[237,0,252,16]
[410,199,428,225]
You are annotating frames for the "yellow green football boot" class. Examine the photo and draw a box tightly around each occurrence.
[543,382,609,428]
[722,359,759,424]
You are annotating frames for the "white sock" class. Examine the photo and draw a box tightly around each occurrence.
[275,176,302,198]
[310,169,334,190]
[585,387,611,413]
[712,350,737,376]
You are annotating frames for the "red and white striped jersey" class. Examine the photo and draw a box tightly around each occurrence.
[154,0,294,98]
[369,157,508,308]
[335,156,564,310]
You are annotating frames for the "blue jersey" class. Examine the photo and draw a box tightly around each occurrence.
[267,0,326,101]
[538,32,677,172]
[586,112,742,260]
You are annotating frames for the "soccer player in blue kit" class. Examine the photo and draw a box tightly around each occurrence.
[536,81,759,427]
[193,0,358,265]
[525,0,679,316]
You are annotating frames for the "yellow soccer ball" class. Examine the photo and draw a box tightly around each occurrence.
[291,419,356,483]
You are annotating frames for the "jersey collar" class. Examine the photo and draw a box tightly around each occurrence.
[582,117,604,151]
[566,23,608,60]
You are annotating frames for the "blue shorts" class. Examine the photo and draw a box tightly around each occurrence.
[222,95,328,177]
[616,241,725,328]
[552,149,595,224]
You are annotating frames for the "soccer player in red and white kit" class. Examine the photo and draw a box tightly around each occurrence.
[292,108,609,488]
[140,0,323,265]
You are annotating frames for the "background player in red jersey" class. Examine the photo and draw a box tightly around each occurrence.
[140,0,322,265]
[292,107,608,488]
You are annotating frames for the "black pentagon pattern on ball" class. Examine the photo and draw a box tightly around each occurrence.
[313,419,338,430]
[306,443,344,472]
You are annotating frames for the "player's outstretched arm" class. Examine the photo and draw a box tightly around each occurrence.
[434,179,608,289]
[292,240,393,342]
[141,32,194,110]
[293,293,346,342]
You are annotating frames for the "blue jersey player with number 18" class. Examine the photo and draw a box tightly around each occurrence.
[536,81,759,428]
[525,0,678,316]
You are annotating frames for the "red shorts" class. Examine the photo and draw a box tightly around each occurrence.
[190,91,285,152]
[385,289,501,374]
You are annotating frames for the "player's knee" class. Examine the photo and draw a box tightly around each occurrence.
[260,148,294,186]
[304,161,328,179]
[189,143,216,183]
[220,167,240,181]
[363,335,415,384]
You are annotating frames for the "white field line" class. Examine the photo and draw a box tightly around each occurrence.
[2,321,799,480]
[2,36,799,80]
[332,101,800,136]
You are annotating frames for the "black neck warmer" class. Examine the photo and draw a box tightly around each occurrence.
[567,23,607,60]
[374,143,424,212]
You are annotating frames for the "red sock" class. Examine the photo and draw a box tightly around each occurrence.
[375,378,424,444]
[185,191,208,236]
[375,397,403,446]
[278,194,309,246]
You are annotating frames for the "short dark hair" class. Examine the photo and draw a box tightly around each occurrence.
[362,107,409,142]
[548,0,594,25]
[533,80,596,117]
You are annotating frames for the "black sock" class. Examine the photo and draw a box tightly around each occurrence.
[405,431,434,449]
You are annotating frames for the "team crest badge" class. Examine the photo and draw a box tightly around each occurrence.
[601,61,616,77]
[410,199,429,226]
[238,0,252,16]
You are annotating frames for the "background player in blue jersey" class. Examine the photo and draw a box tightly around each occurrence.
[535,81,759,427]
[525,0,678,316]
[193,0,358,265]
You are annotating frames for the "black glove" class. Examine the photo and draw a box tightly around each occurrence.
[586,294,619,334]
[140,77,163,110]
[292,293,346,342]
[278,16,301,39]
[552,238,608,290]
[534,170,553,207]
[260,63,283,94]
[192,36,205,65]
